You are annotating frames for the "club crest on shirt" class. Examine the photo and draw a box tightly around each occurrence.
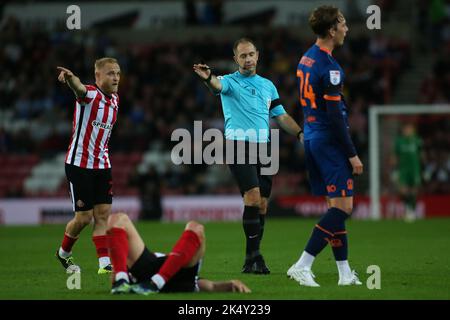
[329,70,341,85]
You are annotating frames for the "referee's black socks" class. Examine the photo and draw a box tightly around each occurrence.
[259,214,266,242]
[243,206,261,260]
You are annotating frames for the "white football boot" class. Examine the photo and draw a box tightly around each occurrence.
[287,264,320,287]
[338,270,362,286]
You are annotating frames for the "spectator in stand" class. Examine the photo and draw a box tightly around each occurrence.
[0,15,414,199]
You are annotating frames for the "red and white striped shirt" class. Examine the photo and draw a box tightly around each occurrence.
[65,85,119,169]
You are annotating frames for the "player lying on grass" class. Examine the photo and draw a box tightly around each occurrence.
[107,212,251,294]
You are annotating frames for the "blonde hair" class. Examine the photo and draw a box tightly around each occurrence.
[95,57,119,71]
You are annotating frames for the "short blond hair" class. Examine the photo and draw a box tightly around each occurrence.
[95,57,119,71]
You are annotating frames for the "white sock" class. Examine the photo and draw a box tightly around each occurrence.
[58,247,71,258]
[99,256,111,268]
[295,251,315,270]
[151,274,166,290]
[115,272,129,283]
[336,260,352,278]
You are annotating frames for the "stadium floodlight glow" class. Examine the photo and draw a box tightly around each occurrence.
[368,104,450,220]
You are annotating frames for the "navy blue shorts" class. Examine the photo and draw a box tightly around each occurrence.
[304,138,354,198]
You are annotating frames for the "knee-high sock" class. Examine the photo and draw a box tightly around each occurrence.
[329,208,350,261]
[93,235,110,258]
[157,230,201,283]
[60,233,78,256]
[259,214,266,242]
[93,235,111,268]
[243,206,260,260]
[305,207,348,257]
[331,231,348,261]
[107,228,128,276]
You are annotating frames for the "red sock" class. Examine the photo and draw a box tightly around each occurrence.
[92,235,110,258]
[158,230,201,282]
[61,233,78,253]
[107,228,129,275]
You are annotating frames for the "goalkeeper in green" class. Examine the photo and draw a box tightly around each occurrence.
[393,123,423,222]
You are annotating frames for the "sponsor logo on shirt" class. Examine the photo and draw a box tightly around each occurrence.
[92,120,113,130]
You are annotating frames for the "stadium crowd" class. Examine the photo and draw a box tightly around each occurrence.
[0,10,448,199]
[417,0,450,104]
[420,118,450,194]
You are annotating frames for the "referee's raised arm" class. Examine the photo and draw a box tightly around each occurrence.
[193,63,222,93]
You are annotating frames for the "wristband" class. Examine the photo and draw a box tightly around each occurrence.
[204,72,212,83]
[296,130,303,140]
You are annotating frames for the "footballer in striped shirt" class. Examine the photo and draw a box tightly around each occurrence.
[55,57,120,275]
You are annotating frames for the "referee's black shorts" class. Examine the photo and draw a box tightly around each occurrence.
[65,164,113,212]
[226,140,273,198]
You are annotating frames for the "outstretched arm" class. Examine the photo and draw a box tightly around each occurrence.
[275,113,304,143]
[193,64,222,93]
[56,66,87,99]
[198,279,251,293]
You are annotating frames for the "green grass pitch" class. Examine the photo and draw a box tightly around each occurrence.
[0,217,449,300]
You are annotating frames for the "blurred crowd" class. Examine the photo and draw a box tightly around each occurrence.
[0,1,449,198]
[417,0,450,103]
[420,118,450,194]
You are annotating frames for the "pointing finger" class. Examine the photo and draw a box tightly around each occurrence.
[57,66,70,73]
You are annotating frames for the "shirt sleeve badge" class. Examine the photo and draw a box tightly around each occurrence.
[329,70,341,85]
